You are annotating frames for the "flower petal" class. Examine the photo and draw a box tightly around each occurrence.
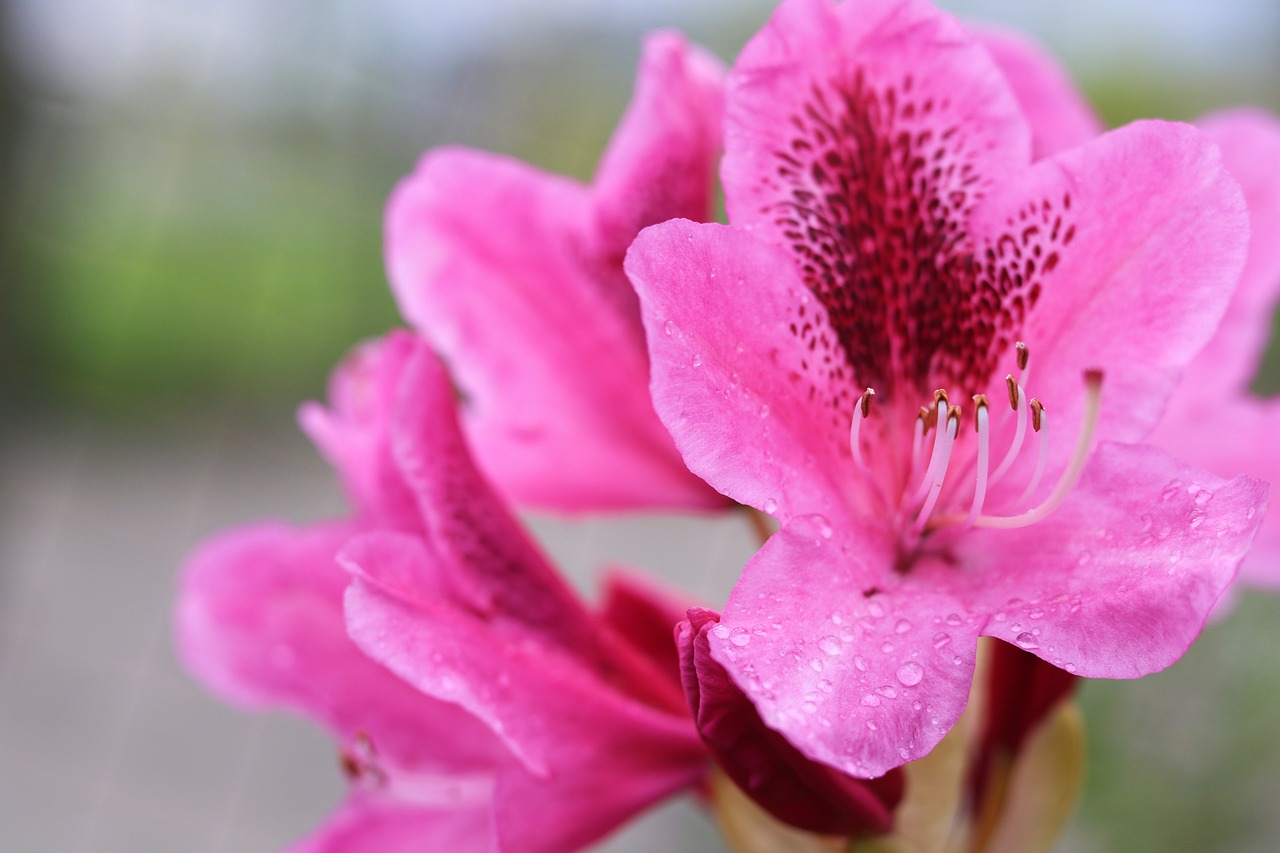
[343,576,706,828]
[297,332,422,530]
[949,441,1268,677]
[599,568,694,689]
[591,31,726,268]
[679,608,903,835]
[706,517,983,778]
[384,41,726,513]
[971,120,1248,458]
[627,219,859,524]
[1170,109,1280,393]
[286,793,493,853]
[973,26,1102,160]
[175,521,502,772]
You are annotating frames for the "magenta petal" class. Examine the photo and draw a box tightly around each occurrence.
[950,441,1268,677]
[343,577,705,797]
[287,793,493,853]
[298,332,421,530]
[175,522,502,772]
[708,518,983,778]
[972,120,1248,453]
[384,47,725,513]
[627,219,861,523]
[974,26,1102,160]
[1173,109,1280,393]
[722,0,1029,231]
[389,346,604,655]
[678,608,902,835]
[591,31,725,265]
[599,569,693,689]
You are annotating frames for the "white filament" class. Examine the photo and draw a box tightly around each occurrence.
[914,413,958,532]
[963,403,991,528]
[988,381,1026,486]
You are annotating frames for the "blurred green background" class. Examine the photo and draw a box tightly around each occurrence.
[1,0,1279,850]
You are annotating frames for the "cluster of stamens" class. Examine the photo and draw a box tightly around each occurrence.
[848,343,1104,536]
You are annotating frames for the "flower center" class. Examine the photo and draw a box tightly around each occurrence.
[848,342,1103,543]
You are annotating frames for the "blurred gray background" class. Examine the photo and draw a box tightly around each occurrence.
[2,0,1279,850]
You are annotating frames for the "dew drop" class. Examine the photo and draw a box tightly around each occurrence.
[896,661,925,686]
[1028,607,1045,620]
[1065,662,1078,673]
[818,636,842,656]
[932,631,952,648]
[880,641,895,654]
[1014,632,1039,650]
[1194,488,1213,506]
[1161,480,1182,502]
[1189,509,1206,529]
[810,658,824,672]
[818,679,834,693]
[802,701,818,713]
[946,613,963,627]
[692,353,703,367]
[866,720,878,731]
[912,700,922,710]
[895,618,912,634]
[854,655,869,672]
[729,628,751,647]
[1248,507,1257,520]
[815,515,834,539]
[663,319,675,336]
[763,497,778,515]
[711,624,730,640]
[898,747,911,760]
[759,403,771,418]
[861,694,881,707]
[993,611,1007,623]
[876,685,898,699]
[867,600,885,618]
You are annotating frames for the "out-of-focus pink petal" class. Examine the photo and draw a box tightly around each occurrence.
[287,793,493,853]
[706,518,984,779]
[343,577,706,842]
[599,568,694,689]
[592,31,725,274]
[972,120,1247,461]
[973,26,1102,160]
[175,521,503,772]
[1148,397,1280,588]
[678,608,903,835]
[947,441,1267,676]
[1172,110,1280,394]
[297,332,421,530]
[384,37,727,515]
[627,220,859,524]
[722,0,1029,233]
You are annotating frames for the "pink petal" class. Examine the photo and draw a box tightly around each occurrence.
[678,608,903,835]
[971,120,1248,464]
[591,31,726,271]
[175,521,502,773]
[384,42,726,514]
[722,0,1029,234]
[343,577,706,834]
[297,332,422,530]
[287,793,493,853]
[387,346,625,658]
[626,219,861,524]
[1171,109,1280,393]
[706,517,984,778]
[947,441,1268,677]
[1148,396,1280,589]
[599,568,695,689]
[973,26,1102,160]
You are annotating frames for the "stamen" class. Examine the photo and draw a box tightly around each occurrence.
[849,387,875,469]
[1013,401,1049,505]
[1015,341,1029,372]
[910,398,951,506]
[974,371,1103,529]
[964,395,990,528]
[914,408,959,532]
[988,376,1027,485]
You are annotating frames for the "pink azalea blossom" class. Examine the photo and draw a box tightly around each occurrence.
[384,31,729,513]
[625,0,1268,779]
[177,332,709,851]
[976,28,1280,590]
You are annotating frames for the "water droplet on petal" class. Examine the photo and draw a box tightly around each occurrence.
[1014,632,1039,650]
[815,515,833,539]
[866,720,878,731]
[876,685,898,699]
[818,636,842,656]
[1189,509,1206,528]
[763,497,778,515]
[711,624,730,639]
[932,632,952,648]
[896,661,925,686]
[880,641,895,654]
[663,320,675,336]
[692,353,702,367]
[810,658,824,672]
[759,403,771,418]
[861,694,881,707]
[729,628,751,647]
[895,618,912,634]
[946,613,963,627]
[1194,488,1213,506]
[1065,661,1078,673]
[854,655,868,672]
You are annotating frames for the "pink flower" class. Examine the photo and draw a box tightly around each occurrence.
[978,28,1280,592]
[625,0,1268,779]
[177,332,709,851]
[384,31,729,513]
